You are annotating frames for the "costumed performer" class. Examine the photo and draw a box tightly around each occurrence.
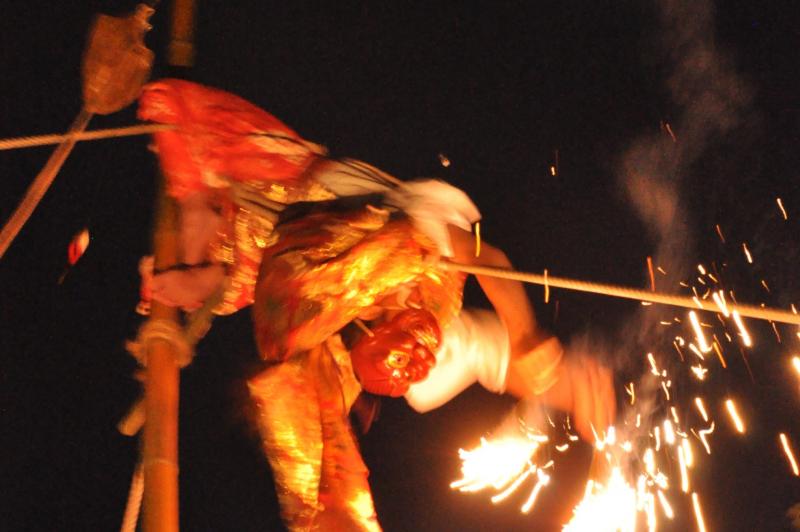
[248,183,615,530]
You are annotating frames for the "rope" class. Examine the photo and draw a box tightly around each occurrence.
[0,109,93,259]
[119,461,144,532]
[442,261,800,326]
[0,123,173,151]
[128,318,193,368]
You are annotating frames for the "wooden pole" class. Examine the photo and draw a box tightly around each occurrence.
[142,183,181,532]
[142,2,196,530]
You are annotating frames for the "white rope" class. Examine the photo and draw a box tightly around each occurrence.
[443,261,800,326]
[0,109,93,259]
[0,123,172,151]
[119,462,144,532]
[128,318,193,368]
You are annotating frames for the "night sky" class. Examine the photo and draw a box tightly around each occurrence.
[2,1,800,530]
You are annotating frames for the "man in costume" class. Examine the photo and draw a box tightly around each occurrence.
[137,79,615,531]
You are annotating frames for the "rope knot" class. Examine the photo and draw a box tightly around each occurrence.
[127,319,193,368]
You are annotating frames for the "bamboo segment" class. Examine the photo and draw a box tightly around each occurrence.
[142,185,181,532]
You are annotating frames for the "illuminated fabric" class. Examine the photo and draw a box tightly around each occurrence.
[248,335,378,531]
[253,203,464,362]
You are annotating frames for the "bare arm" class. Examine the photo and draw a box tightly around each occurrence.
[446,225,549,358]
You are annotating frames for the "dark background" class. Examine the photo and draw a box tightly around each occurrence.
[2,1,800,530]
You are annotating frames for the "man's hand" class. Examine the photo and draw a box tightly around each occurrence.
[541,354,616,443]
[507,339,616,443]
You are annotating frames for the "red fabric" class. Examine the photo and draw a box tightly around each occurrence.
[138,79,316,199]
[350,309,441,397]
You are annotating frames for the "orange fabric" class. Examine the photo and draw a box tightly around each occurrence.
[138,79,318,199]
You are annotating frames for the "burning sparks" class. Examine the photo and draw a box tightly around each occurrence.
[543,268,549,303]
[625,382,635,405]
[695,397,709,422]
[779,433,800,476]
[725,399,746,434]
[689,311,712,353]
[742,242,753,264]
[777,197,788,220]
[791,356,800,378]
[692,492,708,532]
[473,222,481,258]
[731,310,752,347]
[451,436,542,493]
[564,468,637,532]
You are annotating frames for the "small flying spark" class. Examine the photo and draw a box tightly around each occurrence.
[777,197,788,220]
[779,433,800,476]
[725,399,746,434]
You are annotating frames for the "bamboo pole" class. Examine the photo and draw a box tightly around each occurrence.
[142,2,197,530]
[142,183,181,532]
[442,261,800,326]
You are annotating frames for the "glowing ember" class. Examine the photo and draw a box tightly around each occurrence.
[695,397,709,422]
[682,438,694,468]
[725,399,746,434]
[777,197,788,220]
[473,221,481,257]
[678,445,690,493]
[731,310,752,347]
[792,356,800,378]
[625,382,635,405]
[779,433,800,476]
[692,492,708,532]
[715,223,725,243]
[657,490,675,520]
[742,242,753,264]
[544,268,549,303]
[520,468,550,513]
[689,311,712,353]
[697,422,715,454]
[712,290,730,317]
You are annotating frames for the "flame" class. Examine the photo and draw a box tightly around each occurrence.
[563,468,638,532]
[451,435,542,493]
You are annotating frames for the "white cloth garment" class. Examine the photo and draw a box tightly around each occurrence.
[404,309,510,413]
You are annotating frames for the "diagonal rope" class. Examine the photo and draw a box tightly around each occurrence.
[0,109,93,259]
[119,461,145,532]
[442,261,800,326]
[0,123,172,151]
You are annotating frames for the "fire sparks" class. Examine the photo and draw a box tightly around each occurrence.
[473,221,481,258]
[695,397,709,422]
[731,310,752,347]
[689,311,712,353]
[692,492,708,532]
[725,399,746,434]
[563,468,637,532]
[451,435,542,493]
[777,197,788,219]
[791,356,800,378]
[742,242,753,264]
[779,433,800,476]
